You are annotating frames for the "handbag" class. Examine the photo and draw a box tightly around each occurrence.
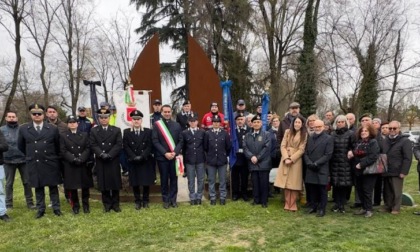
[363,154,388,175]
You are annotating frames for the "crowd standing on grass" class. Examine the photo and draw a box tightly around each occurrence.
[0,99,418,222]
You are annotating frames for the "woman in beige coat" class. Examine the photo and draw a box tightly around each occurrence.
[274,116,308,211]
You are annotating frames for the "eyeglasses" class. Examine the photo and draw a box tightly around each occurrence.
[238,104,245,106]
[31,113,42,116]
[314,126,323,129]
[389,127,398,131]
[79,110,86,112]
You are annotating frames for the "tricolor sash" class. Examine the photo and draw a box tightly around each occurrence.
[155,119,184,176]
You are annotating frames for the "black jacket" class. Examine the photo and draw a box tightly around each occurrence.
[152,119,182,161]
[352,138,380,176]
[235,126,251,166]
[0,131,9,165]
[175,128,205,165]
[330,128,353,187]
[204,129,231,166]
[414,137,420,172]
[304,132,334,185]
[382,134,412,177]
[243,130,272,171]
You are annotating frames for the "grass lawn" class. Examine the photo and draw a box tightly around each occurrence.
[1,160,420,251]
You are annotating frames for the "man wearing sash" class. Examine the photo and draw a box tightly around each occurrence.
[152,105,182,209]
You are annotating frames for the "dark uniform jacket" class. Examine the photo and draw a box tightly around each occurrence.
[90,125,122,190]
[330,127,353,187]
[243,130,272,171]
[152,119,182,161]
[175,128,205,165]
[204,129,231,166]
[123,127,156,186]
[235,126,251,167]
[304,131,334,185]
[77,116,93,134]
[176,111,199,130]
[60,130,93,189]
[382,134,412,177]
[18,122,62,187]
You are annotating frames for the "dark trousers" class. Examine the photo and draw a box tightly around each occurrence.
[67,188,90,210]
[334,186,351,208]
[373,175,383,205]
[231,164,249,197]
[251,170,269,204]
[119,150,129,173]
[383,176,404,211]
[101,190,120,210]
[305,182,312,206]
[133,186,150,204]
[157,160,178,203]
[355,175,377,211]
[307,183,327,211]
[4,163,33,207]
[35,186,60,212]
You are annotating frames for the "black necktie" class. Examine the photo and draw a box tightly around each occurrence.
[36,126,41,133]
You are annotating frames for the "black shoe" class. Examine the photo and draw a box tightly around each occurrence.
[171,202,178,208]
[242,196,249,202]
[163,202,170,209]
[210,200,216,205]
[6,205,12,209]
[196,199,202,205]
[83,205,90,214]
[316,210,325,217]
[113,206,122,212]
[190,200,196,206]
[143,202,149,208]
[307,208,317,214]
[350,203,362,209]
[262,203,268,208]
[232,195,239,201]
[413,211,420,215]
[331,205,339,212]
[268,192,274,198]
[251,201,260,206]
[72,208,80,215]
[104,208,111,213]
[27,204,37,210]
[36,211,45,219]
[135,203,142,210]
[220,199,226,205]
[0,214,11,222]
[53,210,62,216]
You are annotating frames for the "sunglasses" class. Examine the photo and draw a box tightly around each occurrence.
[79,110,86,112]
[31,113,42,116]
[389,127,398,131]
[99,116,109,119]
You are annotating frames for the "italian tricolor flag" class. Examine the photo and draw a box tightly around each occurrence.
[125,85,135,104]
[155,120,184,176]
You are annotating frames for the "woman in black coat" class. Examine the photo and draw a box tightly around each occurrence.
[60,116,93,214]
[330,115,354,213]
[348,124,380,218]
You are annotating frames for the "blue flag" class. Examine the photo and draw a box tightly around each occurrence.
[220,80,239,168]
[262,92,270,131]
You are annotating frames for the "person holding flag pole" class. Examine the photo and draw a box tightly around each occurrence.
[152,105,183,209]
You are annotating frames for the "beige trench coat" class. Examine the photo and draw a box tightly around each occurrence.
[274,129,307,190]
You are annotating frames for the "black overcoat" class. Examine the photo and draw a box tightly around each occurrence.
[60,130,93,189]
[90,125,122,190]
[123,128,156,186]
[304,132,334,185]
[17,122,63,187]
[243,131,272,171]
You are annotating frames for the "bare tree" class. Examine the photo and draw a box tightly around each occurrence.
[0,0,29,124]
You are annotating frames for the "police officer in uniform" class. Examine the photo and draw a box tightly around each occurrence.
[123,110,155,210]
[60,115,93,214]
[18,104,63,219]
[150,99,163,126]
[90,108,123,212]
[243,114,272,208]
[175,116,206,205]
[231,113,251,201]
[204,115,231,205]
[176,100,199,130]
[77,106,93,134]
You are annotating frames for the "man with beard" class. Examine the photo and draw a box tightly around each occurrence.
[0,111,35,210]
[90,108,123,213]
[46,105,68,135]
[304,120,334,217]
[152,105,182,209]
[18,104,63,219]
[277,102,305,145]
[201,102,226,130]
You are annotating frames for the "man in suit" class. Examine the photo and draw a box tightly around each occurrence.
[152,105,182,209]
[175,116,205,205]
[60,115,93,214]
[304,119,334,217]
[90,108,123,213]
[231,112,251,201]
[18,104,63,219]
[204,115,231,205]
[123,110,155,210]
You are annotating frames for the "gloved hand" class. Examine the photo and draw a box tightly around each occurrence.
[100,153,111,160]
[310,163,320,172]
[134,156,142,162]
[73,157,83,166]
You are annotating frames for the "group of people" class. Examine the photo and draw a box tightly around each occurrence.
[0,98,417,222]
